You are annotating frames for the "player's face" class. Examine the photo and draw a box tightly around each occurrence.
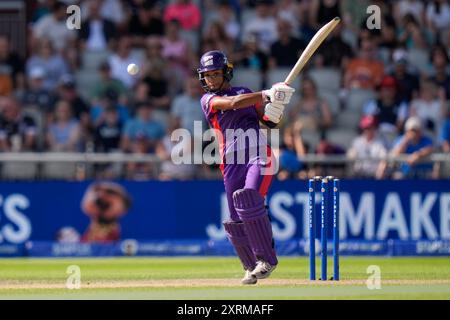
[203,69,224,91]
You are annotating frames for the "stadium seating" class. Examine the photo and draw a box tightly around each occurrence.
[75,71,100,100]
[1,163,38,180]
[346,88,376,112]
[42,163,77,180]
[326,128,359,150]
[266,67,301,91]
[308,67,341,93]
[232,67,263,91]
[81,50,111,70]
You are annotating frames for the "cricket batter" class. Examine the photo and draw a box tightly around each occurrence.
[197,51,295,284]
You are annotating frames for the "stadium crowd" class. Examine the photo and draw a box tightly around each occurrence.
[0,0,449,180]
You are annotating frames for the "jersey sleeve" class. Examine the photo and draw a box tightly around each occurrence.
[200,93,219,118]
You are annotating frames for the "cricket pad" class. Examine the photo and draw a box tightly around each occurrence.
[223,221,257,271]
[233,188,278,266]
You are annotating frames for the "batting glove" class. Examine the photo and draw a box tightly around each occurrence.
[262,82,295,105]
[263,103,285,124]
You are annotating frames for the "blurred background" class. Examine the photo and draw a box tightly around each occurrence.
[0,0,449,256]
[0,0,449,181]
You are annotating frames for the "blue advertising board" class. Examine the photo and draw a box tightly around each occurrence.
[0,180,449,257]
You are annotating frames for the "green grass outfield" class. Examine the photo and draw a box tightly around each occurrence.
[0,257,449,299]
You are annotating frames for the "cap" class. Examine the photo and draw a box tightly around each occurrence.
[379,75,397,89]
[359,115,378,130]
[405,117,422,131]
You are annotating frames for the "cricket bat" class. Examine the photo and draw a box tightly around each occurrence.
[284,17,341,85]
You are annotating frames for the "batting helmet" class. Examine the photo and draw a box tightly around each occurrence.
[197,50,233,92]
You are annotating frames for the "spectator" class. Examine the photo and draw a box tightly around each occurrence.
[269,19,306,69]
[363,76,409,139]
[313,135,346,177]
[309,0,341,30]
[315,22,353,69]
[276,0,301,32]
[52,75,91,145]
[0,35,24,92]
[202,21,234,55]
[91,89,130,127]
[277,120,308,180]
[26,38,70,91]
[398,13,429,50]
[347,115,388,178]
[429,45,450,99]
[393,0,425,26]
[128,0,165,45]
[342,0,371,33]
[94,105,122,152]
[46,100,81,152]
[426,0,450,34]
[232,33,268,73]
[32,1,77,53]
[78,0,117,51]
[156,120,195,180]
[142,59,171,110]
[440,102,450,153]
[121,101,165,153]
[31,0,53,23]
[161,19,194,78]
[91,61,127,104]
[434,101,450,178]
[125,134,155,180]
[108,36,142,89]
[409,80,447,138]
[213,0,240,42]
[344,38,384,90]
[378,16,399,51]
[389,49,419,103]
[0,97,37,152]
[81,0,126,27]
[289,77,332,133]
[163,0,201,31]
[242,0,278,54]
[382,116,434,179]
[170,76,204,135]
[19,66,52,111]
[142,36,175,97]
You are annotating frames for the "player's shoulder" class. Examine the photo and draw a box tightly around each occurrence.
[200,92,216,104]
[231,86,253,94]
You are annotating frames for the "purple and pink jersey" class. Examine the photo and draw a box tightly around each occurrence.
[200,86,274,221]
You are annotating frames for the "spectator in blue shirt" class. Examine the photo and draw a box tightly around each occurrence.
[441,104,450,153]
[121,101,165,153]
[388,117,434,178]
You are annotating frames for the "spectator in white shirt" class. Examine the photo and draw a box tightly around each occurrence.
[347,115,388,179]
[242,0,278,54]
[108,36,141,89]
[33,1,77,53]
[409,80,447,139]
[26,38,70,91]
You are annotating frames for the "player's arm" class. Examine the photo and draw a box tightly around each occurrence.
[211,82,295,112]
[210,92,265,111]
